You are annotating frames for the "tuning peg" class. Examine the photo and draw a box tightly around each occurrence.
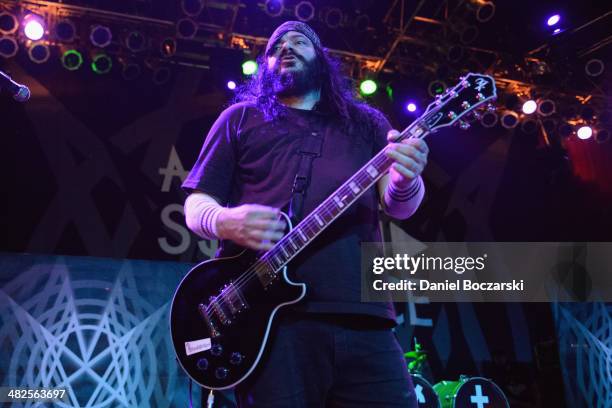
[447,111,458,120]
[461,101,471,110]
[471,111,482,120]
[486,103,496,112]
[458,121,470,130]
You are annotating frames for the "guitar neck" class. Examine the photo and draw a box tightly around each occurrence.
[255,120,430,277]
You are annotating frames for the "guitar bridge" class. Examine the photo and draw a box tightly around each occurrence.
[198,303,221,338]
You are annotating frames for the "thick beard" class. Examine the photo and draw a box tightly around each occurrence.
[270,57,321,97]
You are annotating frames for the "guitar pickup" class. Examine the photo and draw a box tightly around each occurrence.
[198,303,220,338]
[209,296,232,326]
[221,283,248,314]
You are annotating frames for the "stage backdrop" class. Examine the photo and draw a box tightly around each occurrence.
[1,52,611,407]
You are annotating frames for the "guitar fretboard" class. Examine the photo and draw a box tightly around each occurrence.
[254,122,429,282]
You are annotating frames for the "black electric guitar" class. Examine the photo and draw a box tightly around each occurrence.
[169,73,497,389]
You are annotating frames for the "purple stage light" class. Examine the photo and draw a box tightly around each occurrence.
[23,15,44,41]
[553,28,561,34]
[227,80,237,90]
[522,100,537,114]
[547,14,560,27]
[406,102,417,112]
[577,126,592,140]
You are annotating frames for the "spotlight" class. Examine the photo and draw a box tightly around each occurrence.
[406,102,417,113]
[476,2,495,23]
[577,126,592,140]
[500,111,519,129]
[546,14,560,27]
[595,129,610,143]
[90,25,112,48]
[54,19,76,42]
[177,18,197,39]
[522,100,537,114]
[23,14,45,41]
[324,8,343,29]
[61,49,83,71]
[160,37,177,57]
[537,99,556,116]
[28,42,50,63]
[585,59,604,77]
[181,0,203,17]
[241,60,258,76]
[91,53,113,74]
[227,80,237,90]
[553,28,561,34]
[152,66,171,85]
[354,14,370,31]
[0,36,18,58]
[0,11,18,35]
[264,0,284,17]
[126,31,146,52]
[427,80,446,97]
[480,111,498,128]
[359,79,377,95]
[521,118,538,134]
[121,62,141,80]
[295,1,315,22]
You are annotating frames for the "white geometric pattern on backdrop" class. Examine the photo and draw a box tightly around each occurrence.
[0,258,177,408]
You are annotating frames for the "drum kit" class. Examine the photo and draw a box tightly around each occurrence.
[405,341,510,408]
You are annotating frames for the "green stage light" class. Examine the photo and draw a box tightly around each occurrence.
[360,79,377,95]
[242,60,258,76]
[91,54,112,74]
[61,49,83,71]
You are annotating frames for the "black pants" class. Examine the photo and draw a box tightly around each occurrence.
[235,313,417,408]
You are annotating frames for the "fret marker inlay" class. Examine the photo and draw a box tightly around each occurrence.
[366,165,378,178]
[315,214,324,226]
[349,181,360,194]
[333,196,345,208]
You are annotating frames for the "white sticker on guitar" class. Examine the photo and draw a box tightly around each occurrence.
[185,338,211,356]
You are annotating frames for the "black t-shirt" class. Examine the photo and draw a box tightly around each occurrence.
[182,101,395,323]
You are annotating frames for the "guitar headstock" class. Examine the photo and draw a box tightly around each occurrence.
[422,73,497,132]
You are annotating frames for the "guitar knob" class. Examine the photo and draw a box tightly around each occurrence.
[215,367,229,379]
[230,352,244,365]
[196,358,209,370]
[211,344,223,356]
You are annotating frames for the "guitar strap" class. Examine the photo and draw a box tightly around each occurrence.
[288,129,324,224]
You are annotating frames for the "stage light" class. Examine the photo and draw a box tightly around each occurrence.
[242,60,258,76]
[28,42,50,63]
[595,129,610,143]
[54,19,76,42]
[264,0,284,17]
[227,80,237,90]
[521,118,538,134]
[577,126,592,140]
[553,28,561,34]
[160,38,177,57]
[91,53,112,74]
[126,31,146,52]
[0,36,18,58]
[177,18,197,39]
[428,80,446,97]
[546,14,560,27]
[324,8,343,29]
[295,1,315,22]
[585,59,604,77]
[480,111,498,128]
[522,100,537,114]
[152,66,171,85]
[475,2,495,23]
[23,15,45,41]
[500,111,519,129]
[181,0,203,17]
[406,102,417,113]
[537,99,556,116]
[90,25,112,48]
[359,79,377,95]
[0,11,18,35]
[121,62,141,81]
[61,49,83,71]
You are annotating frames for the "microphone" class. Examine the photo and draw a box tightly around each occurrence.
[0,69,31,102]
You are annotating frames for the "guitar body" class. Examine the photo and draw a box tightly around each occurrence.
[169,249,306,389]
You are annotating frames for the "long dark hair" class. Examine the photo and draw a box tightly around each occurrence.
[234,47,387,139]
